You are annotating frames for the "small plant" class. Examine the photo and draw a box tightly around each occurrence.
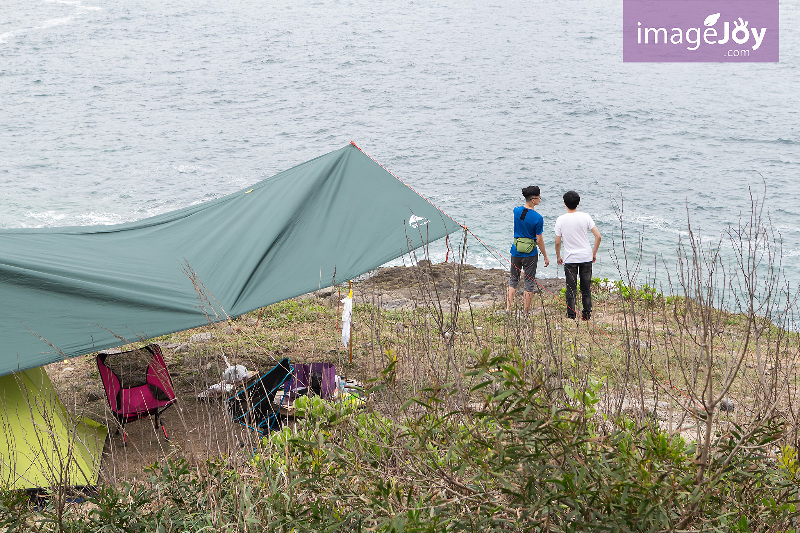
[778,445,800,481]
[610,279,676,306]
[564,373,604,417]
[560,277,611,297]
[293,395,327,419]
[0,489,34,532]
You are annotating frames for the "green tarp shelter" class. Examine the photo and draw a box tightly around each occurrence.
[0,143,462,376]
[0,368,107,490]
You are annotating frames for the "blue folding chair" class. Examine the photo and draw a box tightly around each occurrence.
[227,357,292,435]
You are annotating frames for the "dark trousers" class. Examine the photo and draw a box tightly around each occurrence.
[564,262,593,318]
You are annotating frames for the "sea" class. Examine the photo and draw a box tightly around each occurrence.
[1,0,798,297]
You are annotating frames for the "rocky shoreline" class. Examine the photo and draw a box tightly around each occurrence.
[311,261,566,311]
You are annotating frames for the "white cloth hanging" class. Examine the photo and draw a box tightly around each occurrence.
[341,290,353,347]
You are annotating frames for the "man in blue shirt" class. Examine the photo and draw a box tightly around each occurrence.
[507,186,550,313]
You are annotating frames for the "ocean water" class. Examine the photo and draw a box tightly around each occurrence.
[1,0,799,292]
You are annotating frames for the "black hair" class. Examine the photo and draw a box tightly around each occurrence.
[522,186,540,200]
[563,190,580,210]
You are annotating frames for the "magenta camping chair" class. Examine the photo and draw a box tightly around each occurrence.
[96,344,177,446]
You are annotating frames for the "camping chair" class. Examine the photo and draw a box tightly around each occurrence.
[96,344,177,446]
[228,357,293,435]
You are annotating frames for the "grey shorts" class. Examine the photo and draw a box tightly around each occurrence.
[508,255,538,292]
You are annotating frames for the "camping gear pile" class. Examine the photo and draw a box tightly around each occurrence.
[226,359,363,435]
[197,357,258,400]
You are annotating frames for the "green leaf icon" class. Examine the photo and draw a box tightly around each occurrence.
[704,13,721,26]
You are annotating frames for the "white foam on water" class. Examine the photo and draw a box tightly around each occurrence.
[23,210,123,228]
[38,16,76,30]
[173,164,217,174]
[46,0,102,11]
[25,211,69,225]
[0,32,19,44]
[73,212,126,226]
[0,0,101,43]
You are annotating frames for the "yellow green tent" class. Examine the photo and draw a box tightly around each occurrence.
[0,368,107,490]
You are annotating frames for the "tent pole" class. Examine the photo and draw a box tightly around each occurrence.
[348,280,353,364]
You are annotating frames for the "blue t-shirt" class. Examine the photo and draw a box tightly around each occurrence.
[510,205,543,257]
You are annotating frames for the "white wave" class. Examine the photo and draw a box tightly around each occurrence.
[45,0,102,11]
[39,16,76,30]
[26,211,68,224]
[598,210,729,244]
[73,212,126,226]
[0,0,101,44]
[24,210,123,227]
[0,25,39,44]
[597,212,688,237]
[173,164,217,174]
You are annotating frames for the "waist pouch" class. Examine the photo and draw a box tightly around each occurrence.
[514,237,537,254]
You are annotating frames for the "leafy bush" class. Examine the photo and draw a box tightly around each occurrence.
[4,351,800,532]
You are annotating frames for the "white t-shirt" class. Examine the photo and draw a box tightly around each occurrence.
[554,211,596,264]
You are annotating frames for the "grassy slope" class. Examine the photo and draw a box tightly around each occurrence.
[12,261,800,531]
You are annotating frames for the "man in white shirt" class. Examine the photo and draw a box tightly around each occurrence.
[554,191,601,320]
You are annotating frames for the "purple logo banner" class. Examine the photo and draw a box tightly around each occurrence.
[623,0,779,62]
